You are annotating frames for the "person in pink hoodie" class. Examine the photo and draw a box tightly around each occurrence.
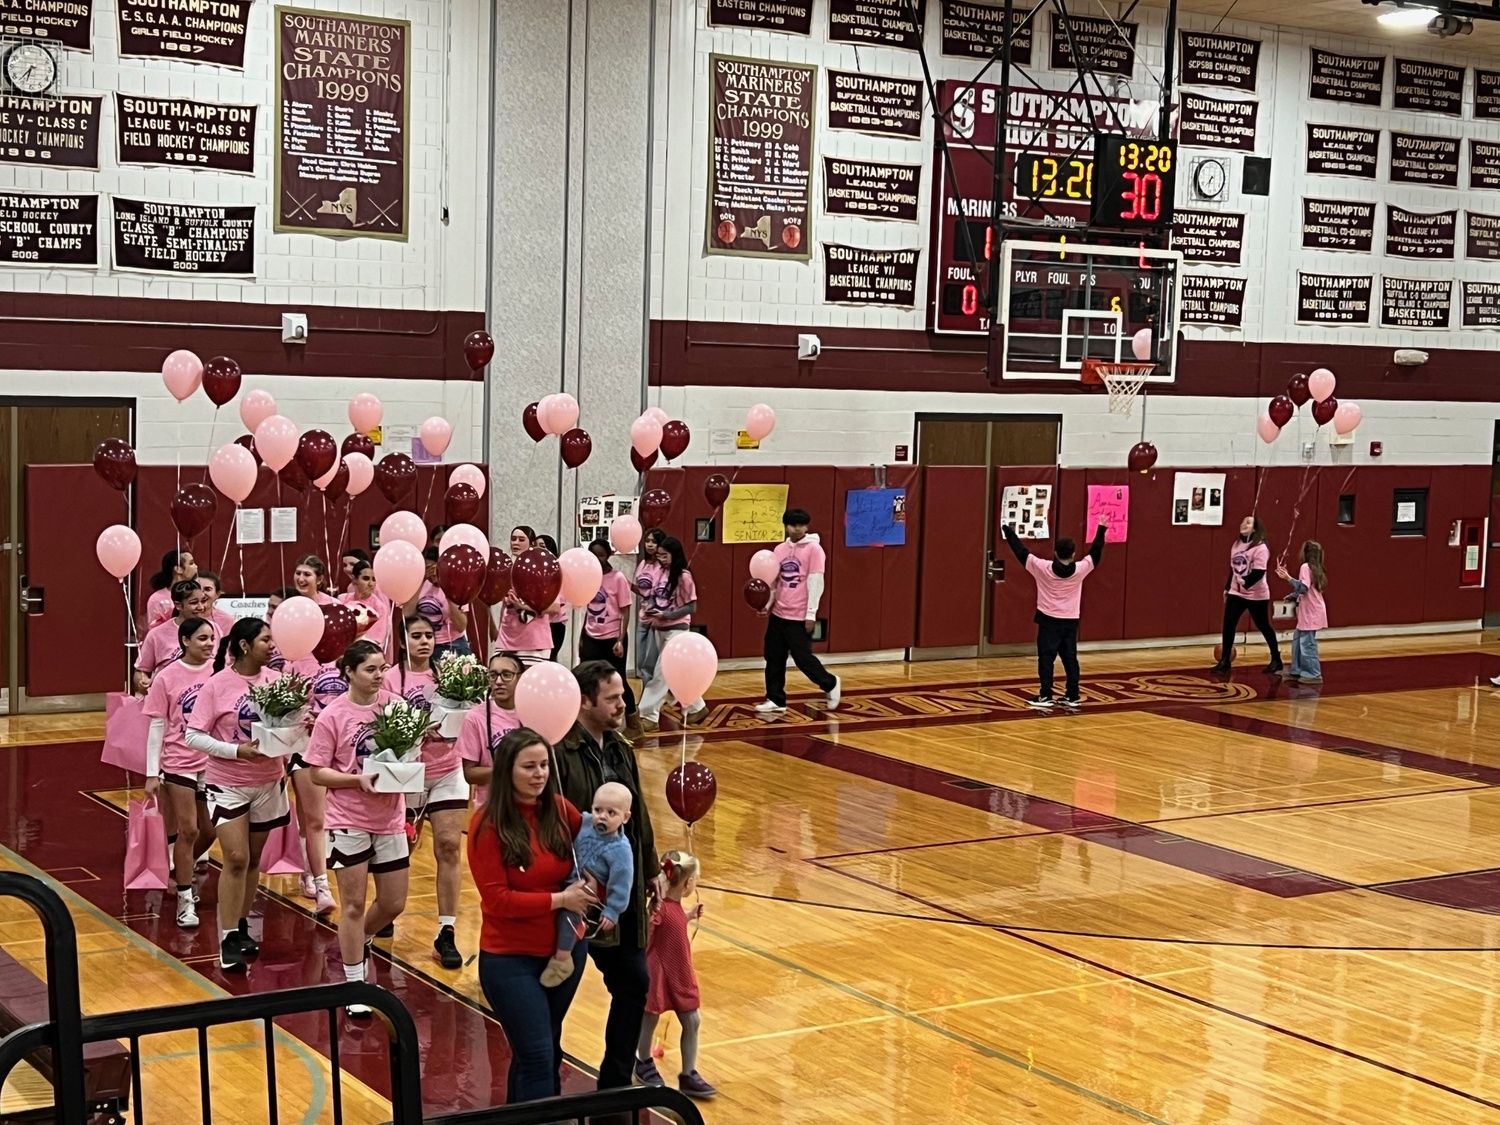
[755,509,841,715]
[1002,516,1107,711]
[1213,515,1282,676]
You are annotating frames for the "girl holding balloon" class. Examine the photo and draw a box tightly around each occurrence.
[340,560,393,652]
[497,527,554,658]
[146,550,198,628]
[580,538,640,731]
[536,534,568,661]
[635,537,708,731]
[134,580,218,692]
[407,547,470,661]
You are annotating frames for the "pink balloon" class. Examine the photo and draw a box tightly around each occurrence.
[559,547,603,607]
[744,404,776,442]
[349,393,383,433]
[344,452,374,497]
[631,415,664,457]
[255,415,299,471]
[162,350,203,402]
[514,660,582,745]
[449,463,486,498]
[239,389,277,432]
[609,514,642,555]
[1333,401,1362,435]
[380,511,427,551]
[209,442,257,503]
[374,541,425,604]
[749,549,779,584]
[439,523,489,557]
[659,631,718,707]
[95,524,141,579]
[270,595,326,662]
[420,416,453,457]
[1131,329,1153,362]
[1256,413,1281,444]
[538,393,580,436]
[1309,368,1336,403]
[643,406,670,428]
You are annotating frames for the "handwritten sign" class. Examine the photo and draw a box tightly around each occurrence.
[722,484,790,544]
[844,488,906,547]
[1086,485,1129,542]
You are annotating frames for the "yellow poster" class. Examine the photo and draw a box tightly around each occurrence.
[722,483,789,544]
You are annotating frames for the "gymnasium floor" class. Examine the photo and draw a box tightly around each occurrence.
[4,632,1500,1123]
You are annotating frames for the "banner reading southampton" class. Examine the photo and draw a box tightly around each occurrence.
[115,94,256,174]
[112,197,255,276]
[0,192,98,267]
[0,0,94,49]
[116,0,252,67]
[275,7,409,240]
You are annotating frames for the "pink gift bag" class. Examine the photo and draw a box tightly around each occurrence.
[124,798,170,891]
[102,693,150,774]
[260,801,307,875]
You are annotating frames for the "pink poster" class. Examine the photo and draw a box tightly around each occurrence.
[1087,484,1129,542]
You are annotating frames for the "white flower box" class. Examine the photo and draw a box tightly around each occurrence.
[430,697,475,740]
[252,710,309,758]
[363,751,426,794]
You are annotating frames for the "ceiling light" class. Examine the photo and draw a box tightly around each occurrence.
[1377,6,1436,25]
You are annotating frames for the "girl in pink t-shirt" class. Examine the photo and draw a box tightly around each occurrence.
[1215,516,1283,675]
[408,549,470,658]
[536,535,568,661]
[340,561,393,652]
[636,537,707,728]
[135,580,216,691]
[497,526,555,656]
[145,550,198,629]
[1277,541,1329,684]
[293,555,339,606]
[304,639,409,1013]
[457,651,523,808]
[142,616,215,929]
[579,538,639,725]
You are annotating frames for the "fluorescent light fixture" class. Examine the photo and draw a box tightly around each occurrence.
[1377,6,1436,25]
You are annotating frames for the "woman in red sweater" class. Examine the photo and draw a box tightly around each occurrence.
[467,727,596,1103]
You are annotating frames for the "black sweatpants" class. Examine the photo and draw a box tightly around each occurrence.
[764,614,836,706]
[1221,595,1281,664]
[578,631,637,716]
[1036,615,1080,699]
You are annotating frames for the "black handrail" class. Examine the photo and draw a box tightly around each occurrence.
[425,1085,707,1125]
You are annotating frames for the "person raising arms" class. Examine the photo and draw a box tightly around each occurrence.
[1001,516,1107,711]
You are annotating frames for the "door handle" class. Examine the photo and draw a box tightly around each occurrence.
[19,582,42,615]
[986,558,1005,581]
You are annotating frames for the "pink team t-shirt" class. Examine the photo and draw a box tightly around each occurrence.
[210,608,237,635]
[414,580,461,645]
[383,665,460,780]
[309,663,350,714]
[1024,555,1097,620]
[1229,539,1271,600]
[455,700,519,808]
[340,591,392,649]
[1295,563,1328,631]
[771,539,826,620]
[302,690,405,834]
[136,617,223,675]
[642,569,696,629]
[142,658,213,775]
[634,561,664,624]
[497,601,553,651]
[585,570,633,640]
[191,666,284,788]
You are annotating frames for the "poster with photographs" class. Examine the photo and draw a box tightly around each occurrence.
[827,0,922,50]
[112,198,255,276]
[1171,473,1225,527]
[1385,206,1456,259]
[822,158,920,221]
[577,494,634,545]
[115,94,256,174]
[1301,199,1374,253]
[708,0,812,34]
[1179,32,1260,91]
[1001,484,1051,540]
[826,70,922,137]
[1,0,94,49]
[939,0,1033,64]
[1308,48,1384,106]
[1467,212,1500,261]
[1392,59,1464,115]
[1049,13,1136,76]
[1305,124,1378,179]
[1179,94,1258,151]
[822,244,920,306]
[1381,277,1451,330]
[1470,141,1500,191]
[0,93,102,169]
[117,0,251,66]
[0,192,97,267]
[1462,281,1500,328]
[1297,272,1373,325]
[1171,210,1244,265]
[1390,132,1459,187]
[1180,275,1246,327]
[1478,71,1500,119]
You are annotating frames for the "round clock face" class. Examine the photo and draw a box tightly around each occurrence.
[1194,159,1226,199]
[5,44,56,96]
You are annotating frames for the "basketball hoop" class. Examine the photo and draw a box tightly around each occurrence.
[1082,359,1154,418]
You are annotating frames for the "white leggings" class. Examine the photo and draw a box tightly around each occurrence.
[636,625,705,721]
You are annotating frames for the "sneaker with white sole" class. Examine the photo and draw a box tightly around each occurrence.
[826,677,842,711]
[1060,696,1081,712]
[315,885,336,915]
[754,700,786,714]
[1490,674,1500,687]
[1027,694,1055,711]
[300,874,317,900]
[176,893,199,929]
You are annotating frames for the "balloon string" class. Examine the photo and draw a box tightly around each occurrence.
[175,451,182,560]
[220,503,237,573]
[276,476,286,588]
[321,492,331,575]
[205,406,218,480]
[1276,462,1319,571]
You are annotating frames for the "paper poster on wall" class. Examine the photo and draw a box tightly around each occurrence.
[1086,485,1129,543]
[722,484,791,544]
[235,507,265,545]
[1171,473,1225,526]
[270,507,298,543]
[844,488,906,547]
[1001,484,1051,540]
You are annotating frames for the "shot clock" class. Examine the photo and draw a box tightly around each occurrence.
[1089,134,1177,230]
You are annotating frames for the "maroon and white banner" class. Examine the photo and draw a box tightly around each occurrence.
[822,244,919,306]
[1179,93,1257,151]
[1049,13,1136,76]
[826,70,922,137]
[0,0,93,49]
[1305,124,1378,179]
[117,0,251,66]
[1384,206,1456,259]
[707,0,812,34]
[1179,31,1259,91]
[1171,210,1244,265]
[822,157,920,222]
[0,192,98,267]
[828,0,922,50]
[939,0,1033,64]
[1462,281,1500,327]
[1392,58,1464,116]
[1389,132,1460,187]
[115,94,256,174]
[1470,140,1500,191]
[1301,199,1374,253]
[1381,277,1451,330]
[1478,71,1500,120]
[1466,212,1500,261]
[1297,272,1372,325]
[0,93,101,169]
[1309,48,1384,105]
[113,197,255,276]
[1180,275,1246,326]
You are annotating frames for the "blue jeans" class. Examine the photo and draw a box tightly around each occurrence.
[477,944,587,1103]
[1291,630,1322,680]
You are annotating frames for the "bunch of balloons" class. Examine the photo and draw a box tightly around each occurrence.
[1258,368,1362,444]
[519,393,592,468]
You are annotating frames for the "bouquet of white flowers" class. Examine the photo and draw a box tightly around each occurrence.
[361,698,432,793]
[248,673,311,757]
[430,652,487,738]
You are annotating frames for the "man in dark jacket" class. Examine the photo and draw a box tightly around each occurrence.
[555,660,660,1093]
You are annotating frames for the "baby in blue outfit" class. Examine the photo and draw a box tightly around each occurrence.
[542,781,634,987]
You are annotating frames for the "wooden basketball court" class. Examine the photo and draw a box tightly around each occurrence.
[4,633,1500,1122]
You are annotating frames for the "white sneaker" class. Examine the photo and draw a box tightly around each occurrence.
[754,700,786,713]
[826,677,842,711]
[315,885,337,915]
[1490,674,1500,687]
[300,875,317,900]
[176,894,199,929]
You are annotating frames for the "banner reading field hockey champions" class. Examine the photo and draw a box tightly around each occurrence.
[275,7,410,240]
[708,54,815,260]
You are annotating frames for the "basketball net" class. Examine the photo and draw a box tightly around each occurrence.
[1081,359,1153,418]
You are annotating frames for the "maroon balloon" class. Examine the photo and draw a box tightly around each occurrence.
[659,420,691,461]
[743,578,771,611]
[522,403,546,443]
[1311,395,1339,426]
[704,473,731,507]
[341,432,375,460]
[631,448,658,474]
[511,547,562,615]
[235,434,262,466]
[202,356,241,407]
[279,458,310,492]
[375,453,417,504]
[639,488,672,528]
[1268,394,1295,428]
[438,544,486,604]
[478,548,513,606]
[1287,372,1311,407]
[170,483,218,540]
[666,762,718,825]
[1127,441,1158,474]
[92,438,136,491]
[445,483,481,525]
[464,330,495,372]
[295,429,337,481]
[320,459,350,502]
[560,428,592,469]
[313,602,359,665]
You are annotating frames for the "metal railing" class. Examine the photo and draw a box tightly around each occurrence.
[425,1086,706,1124]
